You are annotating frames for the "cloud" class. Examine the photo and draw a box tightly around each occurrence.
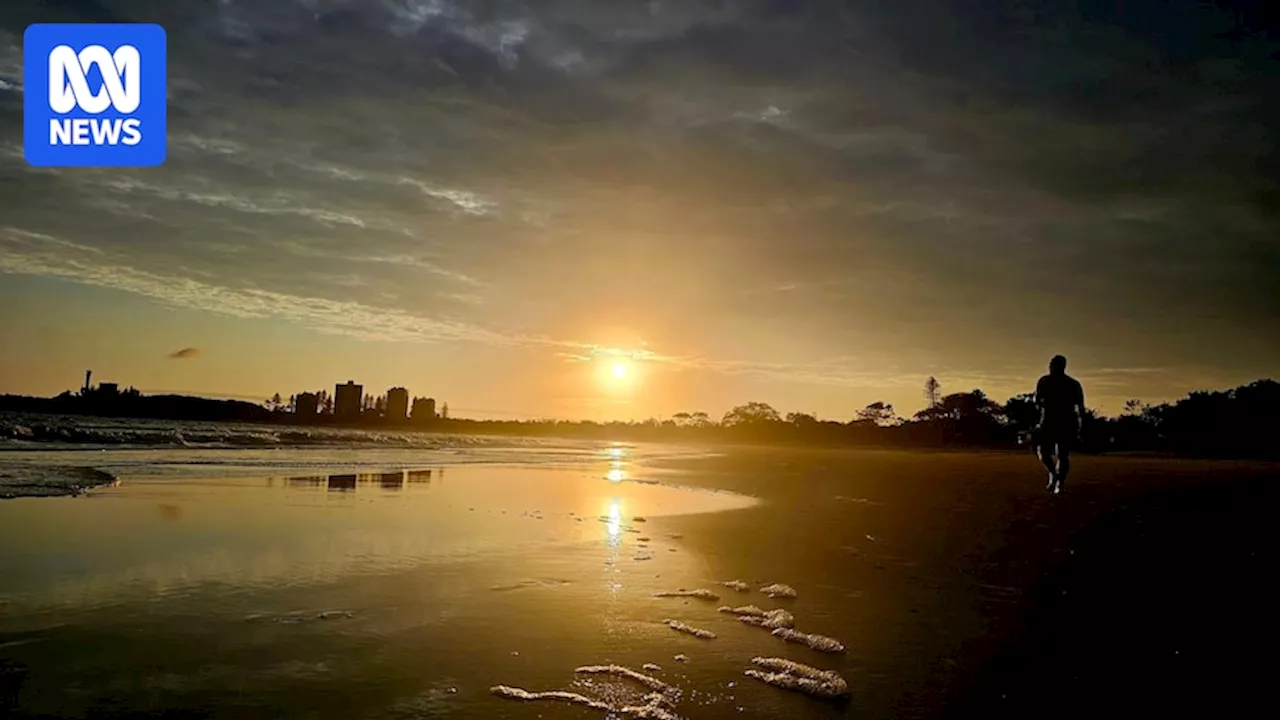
[168,347,202,360]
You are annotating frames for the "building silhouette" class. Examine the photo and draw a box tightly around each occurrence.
[295,392,319,418]
[412,397,437,422]
[334,381,363,420]
[386,388,409,422]
[99,382,119,395]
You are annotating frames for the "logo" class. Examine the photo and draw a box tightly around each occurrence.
[24,24,167,167]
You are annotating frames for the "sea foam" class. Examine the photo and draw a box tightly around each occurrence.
[574,665,675,695]
[759,583,798,598]
[770,627,846,653]
[744,657,850,699]
[490,685,611,711]
[718,605,796,630]
[663,620,716,639]
[653,589,720,601]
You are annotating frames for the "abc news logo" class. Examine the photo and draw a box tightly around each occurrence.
[24,24,167,167]
[48,44,144,147]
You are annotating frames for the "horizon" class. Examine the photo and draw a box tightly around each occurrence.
[2,1,1278,421]
[15,371,1277,424]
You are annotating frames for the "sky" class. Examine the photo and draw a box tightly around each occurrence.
[0,0,1277,421]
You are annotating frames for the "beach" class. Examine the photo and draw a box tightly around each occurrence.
[2,424,1276,719]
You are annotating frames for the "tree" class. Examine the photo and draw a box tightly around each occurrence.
[924,377,941,409]
[855,401,897,426]
[785,411,819,428]
[689,411,712,428]
[266,393,283,412]
[671,412,693,427]
[722,401,781,427]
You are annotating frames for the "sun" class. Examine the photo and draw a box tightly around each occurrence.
[610,361,630,380]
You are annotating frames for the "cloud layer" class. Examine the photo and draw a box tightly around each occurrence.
[1,1,1277,411]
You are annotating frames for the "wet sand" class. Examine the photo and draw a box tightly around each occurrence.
[648,448,1279,719]
[1,446,1276,719]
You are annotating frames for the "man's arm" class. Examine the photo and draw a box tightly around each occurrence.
[1074,381,1086,436]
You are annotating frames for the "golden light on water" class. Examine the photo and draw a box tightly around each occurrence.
[605,499,622,547]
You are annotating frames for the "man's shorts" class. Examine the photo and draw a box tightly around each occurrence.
[1033,426,1077,453]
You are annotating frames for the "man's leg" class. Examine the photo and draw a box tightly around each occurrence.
[1036,439,1057,490]
[1055,444,1071,492]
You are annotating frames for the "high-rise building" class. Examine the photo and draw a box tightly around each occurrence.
[295,392,320,417]
[386,387,409,421]
[411,397,437,422]
[334,381,363,420]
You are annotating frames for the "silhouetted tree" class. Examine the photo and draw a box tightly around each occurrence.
[855,401,897,426]
[924,377,941,409]
[722,401,781,427]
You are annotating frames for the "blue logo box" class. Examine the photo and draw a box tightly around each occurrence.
[24,23,167,167]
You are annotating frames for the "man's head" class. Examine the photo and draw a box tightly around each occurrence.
[1049,355,1068,375]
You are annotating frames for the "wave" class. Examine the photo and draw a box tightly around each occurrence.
[0,413,579,451]
[0,463,118,498]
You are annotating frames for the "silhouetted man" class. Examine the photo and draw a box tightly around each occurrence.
[1034,355,1085,494]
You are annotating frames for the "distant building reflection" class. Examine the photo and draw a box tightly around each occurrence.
[328,474,357,492]
[285,470,440,492]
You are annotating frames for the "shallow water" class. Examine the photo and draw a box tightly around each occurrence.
[0,443,856,719]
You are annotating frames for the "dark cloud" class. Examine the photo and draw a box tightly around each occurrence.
[1,0,1277,401]
[167,347,201,360]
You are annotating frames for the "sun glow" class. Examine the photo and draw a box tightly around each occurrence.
[611,361,629,379]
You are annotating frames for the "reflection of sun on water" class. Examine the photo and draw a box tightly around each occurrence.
[606,444,627,483]
[605,499,623,548]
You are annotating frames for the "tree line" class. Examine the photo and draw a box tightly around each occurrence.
[417,377,1280,459]
[3,377,1276,459]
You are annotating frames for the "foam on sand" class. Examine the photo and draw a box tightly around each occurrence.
[759,583,798,598]
[642,663,662,672]
[663,620,716,639]
[744,657,850,699]
[720,580,750,592]
[718,604,796,630]
[653,589,720,601]
[573,665,674,695]
[771,627,846,653]
[490,685,611,711]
